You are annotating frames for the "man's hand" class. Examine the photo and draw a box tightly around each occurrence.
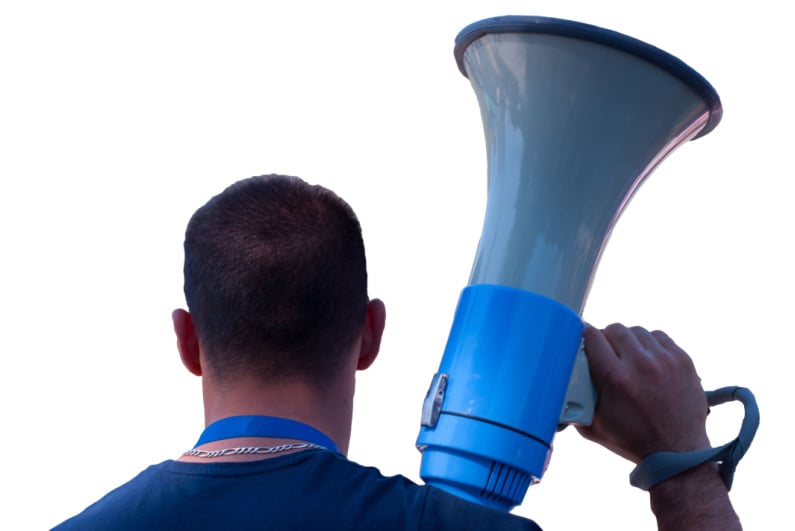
[576,323,741,531]
[576,323,710,463]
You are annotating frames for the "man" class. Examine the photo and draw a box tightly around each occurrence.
[54,174,741,530]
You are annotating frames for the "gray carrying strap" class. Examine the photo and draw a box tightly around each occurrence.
[629,386,759,491]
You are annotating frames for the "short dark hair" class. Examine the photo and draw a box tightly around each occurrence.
[183,174,369,386]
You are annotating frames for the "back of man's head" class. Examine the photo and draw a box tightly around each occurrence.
[183,174,369,387]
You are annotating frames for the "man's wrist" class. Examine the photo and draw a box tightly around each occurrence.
[649,462,741,531]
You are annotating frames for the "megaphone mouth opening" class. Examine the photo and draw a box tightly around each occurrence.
[454,15,721,138]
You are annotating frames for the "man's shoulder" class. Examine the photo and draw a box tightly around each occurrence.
[316,454,542,530]
[52,461,171,530]
[52,452,541,530]
[421,484,543,531]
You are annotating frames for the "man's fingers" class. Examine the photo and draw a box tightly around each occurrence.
[629,325,660,351]
[582,325,622,386]
[650,329,685,354]
[603,323,649,358]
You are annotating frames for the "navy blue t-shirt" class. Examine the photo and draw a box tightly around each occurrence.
[53,450,541,530]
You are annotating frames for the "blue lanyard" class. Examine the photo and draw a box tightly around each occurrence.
[194,415,339,454]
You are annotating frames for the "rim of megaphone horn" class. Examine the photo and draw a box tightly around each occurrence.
[454,15,722,138]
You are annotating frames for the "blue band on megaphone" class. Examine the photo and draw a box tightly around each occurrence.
[417,284,583,510]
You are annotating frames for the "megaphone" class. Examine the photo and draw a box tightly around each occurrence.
[416,16,723,511]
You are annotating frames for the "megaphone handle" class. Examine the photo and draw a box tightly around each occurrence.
[558,340,599,427]
[629,386,759,491]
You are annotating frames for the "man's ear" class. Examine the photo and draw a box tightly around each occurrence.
[357,299,386,371]
[172,309,202,376]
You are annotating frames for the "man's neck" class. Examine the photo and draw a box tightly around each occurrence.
[199,374,354,456]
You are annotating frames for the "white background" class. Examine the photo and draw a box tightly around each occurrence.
[1,1,791,529]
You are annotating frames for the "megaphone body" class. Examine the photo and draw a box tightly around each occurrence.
[416,16,722,511]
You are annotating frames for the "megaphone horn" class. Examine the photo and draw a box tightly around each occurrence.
[416,16,722,512]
